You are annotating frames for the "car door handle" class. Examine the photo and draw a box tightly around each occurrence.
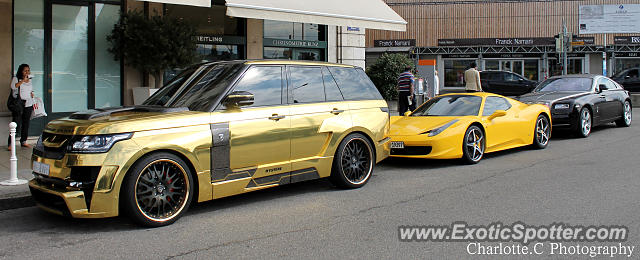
[331,108,345,115]
[268,114,285,121]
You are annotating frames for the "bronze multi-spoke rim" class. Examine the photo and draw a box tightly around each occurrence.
[465,128,484,162]
[135,159,190,222]
[536,117,550,146]
[340,138,373,185]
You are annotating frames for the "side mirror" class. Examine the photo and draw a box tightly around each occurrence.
[598,84,607,93]
[224,91,254,107]
[404,111,412,116]
[488,110,507,120]
[518,78,524,82]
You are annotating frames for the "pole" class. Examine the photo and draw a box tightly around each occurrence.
[562,19,568,75]
[603,34,608,76]
[1,122,27,186]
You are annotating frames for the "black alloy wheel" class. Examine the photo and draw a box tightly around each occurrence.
[122,153,194,227]
[330,133,374,189]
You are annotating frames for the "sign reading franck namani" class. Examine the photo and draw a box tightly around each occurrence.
[264,38,327,49]
[374,39,416,47]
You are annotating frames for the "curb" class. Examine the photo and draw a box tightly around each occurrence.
[0,195,34,211]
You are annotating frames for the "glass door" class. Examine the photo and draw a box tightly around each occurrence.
[51,3,89,113]
[499,60,524,76]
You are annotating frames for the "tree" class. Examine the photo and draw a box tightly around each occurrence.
[107,11,198,89]
[366,53,414,100]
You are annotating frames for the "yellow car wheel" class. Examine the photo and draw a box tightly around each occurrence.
[121,152,194,227]
[329,133,374,189]
[462,125,485,164]
[532,114,551,149]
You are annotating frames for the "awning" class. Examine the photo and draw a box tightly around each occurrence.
[225,0,406,31]
[136,0,211,8]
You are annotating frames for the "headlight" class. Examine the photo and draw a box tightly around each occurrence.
[536,101,550,108]
[553,103,570,110]
[67,133,132,153]
[426,120,459,137]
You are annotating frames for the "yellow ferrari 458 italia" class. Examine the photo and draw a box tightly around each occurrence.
[389,92,551,164]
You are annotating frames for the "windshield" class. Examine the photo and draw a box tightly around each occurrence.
[143,63,244,111]
[534,77,593,92]
[411,95,482,117]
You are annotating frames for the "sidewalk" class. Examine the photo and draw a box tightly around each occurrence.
[0,138,37,210]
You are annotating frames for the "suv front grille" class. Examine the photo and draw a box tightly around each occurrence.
[33,132,71,160]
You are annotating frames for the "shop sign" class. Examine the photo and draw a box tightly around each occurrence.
[614,36,640,45]
[438,38,554,46]
[374,39,416,47]
[614,52,640,57]
[194,35,246,45]
[347,27,360,32]
[550,53,585,58]
[263,38,327,49]
[482,53,541,58]
[441,54,479,58]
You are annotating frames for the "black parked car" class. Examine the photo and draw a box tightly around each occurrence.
[611,68,640,92]
[480,70,537,96]
[518,74,632,138]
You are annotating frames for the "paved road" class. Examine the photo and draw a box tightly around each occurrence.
[2,110,640,259]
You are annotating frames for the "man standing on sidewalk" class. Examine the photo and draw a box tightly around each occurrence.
[397,66,415,115]
[464,62,482,92]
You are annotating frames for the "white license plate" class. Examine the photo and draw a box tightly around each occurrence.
[390,141,405,149]
[33,161,50,176]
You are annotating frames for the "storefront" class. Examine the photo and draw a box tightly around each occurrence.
[612,36,640,75]
[4,0,406,135]
[12,0,123,135]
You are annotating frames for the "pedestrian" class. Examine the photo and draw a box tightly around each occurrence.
[464,62,482,92]
[8,64,35,150]
[433,70,440,97]
[397,66,416,115]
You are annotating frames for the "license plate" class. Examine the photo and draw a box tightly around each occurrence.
[33,161,50,176]
[390,141,405,149]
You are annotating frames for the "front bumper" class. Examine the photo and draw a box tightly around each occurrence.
[551,109,579,129]
[388,130,464,159]
[29,140,137,218]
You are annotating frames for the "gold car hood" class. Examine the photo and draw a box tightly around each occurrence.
[44,107,210,135]
[389,116,464,136]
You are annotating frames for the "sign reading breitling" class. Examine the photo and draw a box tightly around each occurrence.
[136,0,210,8]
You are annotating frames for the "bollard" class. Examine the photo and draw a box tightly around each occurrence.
[1,122,27,186]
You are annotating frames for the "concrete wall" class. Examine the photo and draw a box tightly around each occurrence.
[246,19,263,59]
[589,53,603,75]
[0,0,12,114]
[327,26,337,63]
[337,27,365,68]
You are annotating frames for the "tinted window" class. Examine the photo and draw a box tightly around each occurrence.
[322,67,343,101]
[288,66,324,103]
[534,78,593,92]
[628,69,639,78]
[603,77,620,90]
[411,95,482,116]
[483,96,512,116]
[170,64,244,111]
[144,67,198,106]
[232,66,283,107]
[328,67,383,100]
[504,72,522,82]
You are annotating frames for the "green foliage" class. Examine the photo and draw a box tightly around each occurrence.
[366,53,414,100]
[107,11,197,87]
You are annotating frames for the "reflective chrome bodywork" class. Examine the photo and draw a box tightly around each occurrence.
[29,60,390,219]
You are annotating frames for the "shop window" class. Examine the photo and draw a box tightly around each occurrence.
[614,59,640,75]
[523,60,539,81]
[165,4,241,36]
[264,20,325,41]
[444,60,475,88]
[197,44,239,61]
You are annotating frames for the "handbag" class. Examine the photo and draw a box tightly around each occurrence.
[31,97,47,119]
[7,84,25,115]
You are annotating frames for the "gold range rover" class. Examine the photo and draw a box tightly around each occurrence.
[29,60,391,226]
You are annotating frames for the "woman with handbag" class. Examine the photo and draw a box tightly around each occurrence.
[7,64,34,150]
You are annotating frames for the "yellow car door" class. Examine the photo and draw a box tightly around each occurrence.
[211,65,292,198]
[482,96,520,152]
[288,66,350,179]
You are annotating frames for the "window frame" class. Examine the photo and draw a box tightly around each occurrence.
[221,64,286,109]
[286,65,326,104]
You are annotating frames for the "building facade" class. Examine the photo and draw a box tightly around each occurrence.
[1,0,404,135]
[366,0,640,92]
